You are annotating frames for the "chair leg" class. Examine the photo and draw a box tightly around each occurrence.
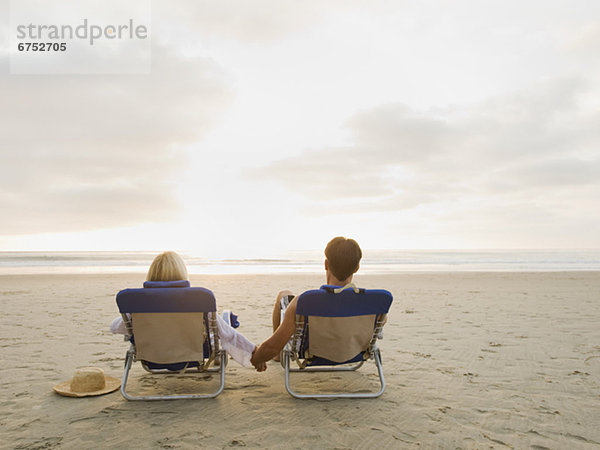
[121,350,226,401]
[373,348,386,398]
[283,351,296,398]
[284,350,386,399]
[215,350,226,395]
[120,349,135,400]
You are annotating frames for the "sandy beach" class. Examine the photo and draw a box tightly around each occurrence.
[1,271,599,449]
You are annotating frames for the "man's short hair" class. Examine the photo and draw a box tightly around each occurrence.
[324,236,362,281]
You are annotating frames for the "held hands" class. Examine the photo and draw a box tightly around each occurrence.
[254,361,267,372]
[251,347,267,372]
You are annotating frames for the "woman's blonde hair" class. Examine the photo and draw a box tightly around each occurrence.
[146,251,189,282]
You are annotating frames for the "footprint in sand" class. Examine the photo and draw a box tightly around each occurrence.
[140,378,158,387]
[463,372,479,381]
[157,437,176,449]
[15,437,63,449]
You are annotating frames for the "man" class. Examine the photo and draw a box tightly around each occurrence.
[250,236,362,371]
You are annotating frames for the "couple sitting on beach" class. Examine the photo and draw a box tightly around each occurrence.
[110,236,363,372]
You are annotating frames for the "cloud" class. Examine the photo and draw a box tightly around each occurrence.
[249,77,600,214]
[494,158,600,189]
[0,45,233,234]
[155,0,376,43]
[563,23,600,55]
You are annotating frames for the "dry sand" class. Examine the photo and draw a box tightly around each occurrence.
[1,271,599,449]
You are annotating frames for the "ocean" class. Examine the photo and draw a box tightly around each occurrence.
[0,250,599,275]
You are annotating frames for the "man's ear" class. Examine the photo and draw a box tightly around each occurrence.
[354,264,360,273]
[324,259,329,270]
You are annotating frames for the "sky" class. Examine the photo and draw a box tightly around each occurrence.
[1,0,599,257]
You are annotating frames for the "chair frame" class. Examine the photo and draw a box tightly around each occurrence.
[117,289,227,401]
[281,293,390,399]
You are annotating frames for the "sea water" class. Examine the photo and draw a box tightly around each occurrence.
[0,250,599,275]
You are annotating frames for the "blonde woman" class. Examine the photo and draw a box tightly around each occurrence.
[111,251,264,369]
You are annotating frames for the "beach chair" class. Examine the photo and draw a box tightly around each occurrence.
[115,280,226,400]
[282,284,393,399]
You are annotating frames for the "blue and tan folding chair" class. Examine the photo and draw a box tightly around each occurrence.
[282,284,393,399]
[115,280,226,400]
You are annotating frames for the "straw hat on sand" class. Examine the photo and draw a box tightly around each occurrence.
[53,367,120,397]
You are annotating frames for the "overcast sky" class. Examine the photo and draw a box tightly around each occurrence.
[1,0,599,256]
